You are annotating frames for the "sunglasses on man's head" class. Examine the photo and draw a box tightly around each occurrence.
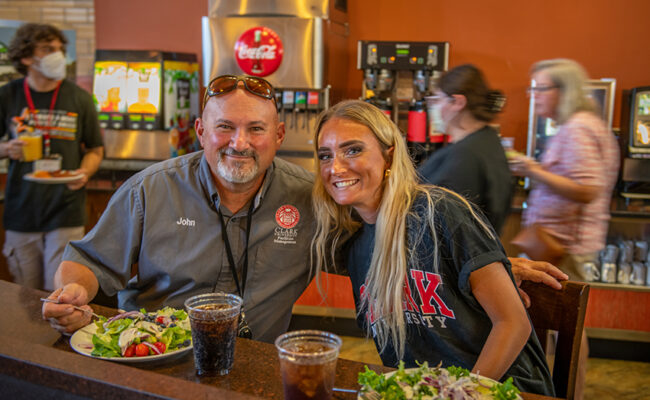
[203,75,276,108]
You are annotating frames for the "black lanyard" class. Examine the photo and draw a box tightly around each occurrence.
[217,200,255,299]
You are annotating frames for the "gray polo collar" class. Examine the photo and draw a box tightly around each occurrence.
[199,153,275,215]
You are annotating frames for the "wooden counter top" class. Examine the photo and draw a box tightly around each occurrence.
[0,280,557,400]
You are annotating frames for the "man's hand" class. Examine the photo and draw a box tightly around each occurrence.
[66,168,89,191]
[42,283,93,334]
[2,138,26,160]
[509,257,569,307]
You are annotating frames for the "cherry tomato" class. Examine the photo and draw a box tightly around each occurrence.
[124,343,137,357]
[153,342,166,354]
[156,316,165,324]
[135,343,150,357]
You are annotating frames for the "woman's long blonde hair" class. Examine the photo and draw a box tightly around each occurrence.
[311,100,492,359]
[531,58,596,124]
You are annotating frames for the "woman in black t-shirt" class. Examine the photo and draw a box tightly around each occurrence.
[311,100,554,396]
[418,64,512,234]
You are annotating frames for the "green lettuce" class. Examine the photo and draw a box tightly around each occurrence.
[491,377,521,400]
[161,325,191,350]
[91,333,121,357]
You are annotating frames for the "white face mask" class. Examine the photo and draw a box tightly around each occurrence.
[32,51,66,81]
[432,102,447,133]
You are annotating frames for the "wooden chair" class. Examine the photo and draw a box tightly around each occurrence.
[520,280,590,400]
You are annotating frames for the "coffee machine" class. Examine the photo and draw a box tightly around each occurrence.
[619,86,650,202]
[358,40,449,165]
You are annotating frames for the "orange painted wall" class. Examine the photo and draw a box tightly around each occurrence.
[95,0,650,151]
[346,0,650,151]
[94,0,206,72]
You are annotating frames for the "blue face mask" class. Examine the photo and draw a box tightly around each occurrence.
[33,51,66,81]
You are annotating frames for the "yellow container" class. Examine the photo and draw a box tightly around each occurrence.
[19,134,43,162]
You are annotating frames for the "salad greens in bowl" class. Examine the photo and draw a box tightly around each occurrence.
[70,307,192,361]
[358,361,521,400]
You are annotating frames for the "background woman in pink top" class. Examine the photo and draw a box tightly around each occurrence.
[510,58,619,400]
[511,58,619,281]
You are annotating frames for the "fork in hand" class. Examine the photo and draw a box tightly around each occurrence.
[40,298,101,319]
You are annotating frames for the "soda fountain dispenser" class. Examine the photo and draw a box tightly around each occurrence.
[357,40,449,166]
[203,0,348,173]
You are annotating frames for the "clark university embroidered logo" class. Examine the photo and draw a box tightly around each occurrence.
[275,205,300,228]
[274,205,300,245]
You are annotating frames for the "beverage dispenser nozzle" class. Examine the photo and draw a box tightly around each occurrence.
[427,70,440,94]
[275,90,283,122]
[294,91,307,131]
[365,69,377,91]
[377,69,394,93]
[282,90,295,129]
[413,70,427,96]
[307,91,320,131]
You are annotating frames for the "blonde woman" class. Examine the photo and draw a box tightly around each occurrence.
[312,100,554,396]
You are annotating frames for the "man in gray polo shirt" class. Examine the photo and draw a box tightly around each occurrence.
[41,75,315,343]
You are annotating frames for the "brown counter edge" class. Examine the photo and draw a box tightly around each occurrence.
[0,337,259,400]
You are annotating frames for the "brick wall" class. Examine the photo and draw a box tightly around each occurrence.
[0,0,96,90]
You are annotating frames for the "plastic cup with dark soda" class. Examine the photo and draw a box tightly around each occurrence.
[275,330,342,400]
[184,293,242,376]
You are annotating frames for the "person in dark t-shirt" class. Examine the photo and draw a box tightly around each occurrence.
[418,64,512,234]
[0,23,104,290]
[311,100,554,396]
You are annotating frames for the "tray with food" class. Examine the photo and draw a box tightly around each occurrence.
[24,170,84,184]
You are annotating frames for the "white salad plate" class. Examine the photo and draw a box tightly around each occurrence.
[24,171,84,184]
[70,323,193,363]
[358,367,522,400]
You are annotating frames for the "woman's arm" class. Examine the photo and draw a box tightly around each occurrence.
[469,262,531,380]
[509,154,599,204]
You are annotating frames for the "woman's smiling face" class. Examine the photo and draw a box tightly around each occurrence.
[317,117,391,223]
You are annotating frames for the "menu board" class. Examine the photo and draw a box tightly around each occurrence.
[125,62,161,114]
[638,93,650,116]
[93,61,127,113]
[163,60,200,156]
[635,121,650,146]
[92,50,199,137]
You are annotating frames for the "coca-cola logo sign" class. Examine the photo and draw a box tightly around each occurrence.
[234,26,284,77]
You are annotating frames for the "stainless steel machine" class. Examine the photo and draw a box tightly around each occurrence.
[357,40,449,165]
[203,0,349,172]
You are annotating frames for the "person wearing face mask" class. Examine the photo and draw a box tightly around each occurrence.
[0,23,104,290]
[418,64,512,234]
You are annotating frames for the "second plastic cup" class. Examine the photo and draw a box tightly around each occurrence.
[184,293,242,376]
[275,330,342,400]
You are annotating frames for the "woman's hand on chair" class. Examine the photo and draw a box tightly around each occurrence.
[509,257,569,307]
